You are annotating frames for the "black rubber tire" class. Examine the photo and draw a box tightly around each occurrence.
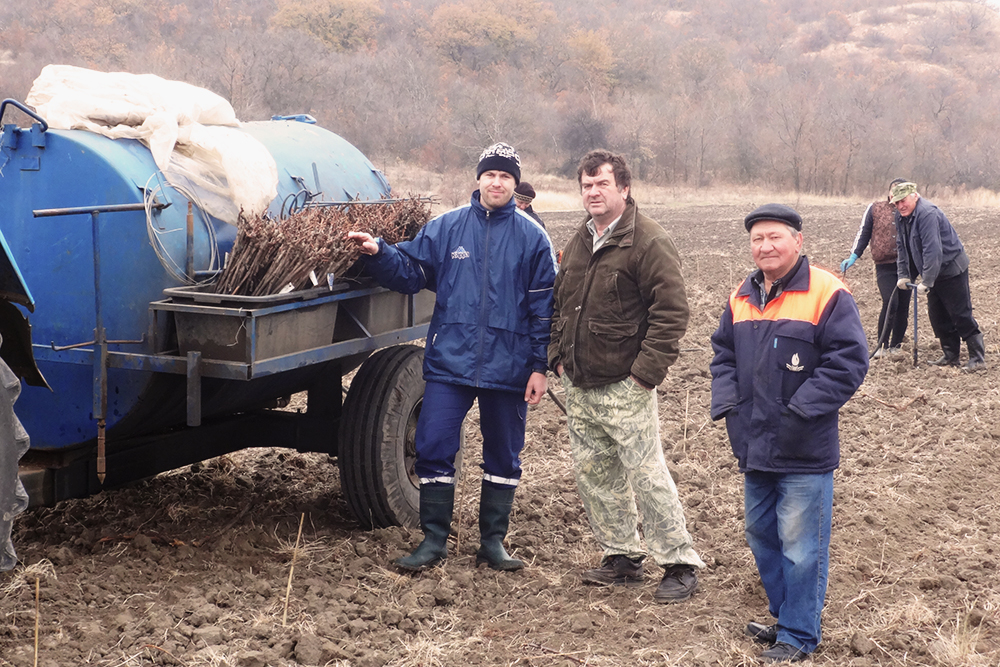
[338,345,462,528]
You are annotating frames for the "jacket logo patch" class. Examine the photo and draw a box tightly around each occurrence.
[451,246,471,260]
[786,353,804,372]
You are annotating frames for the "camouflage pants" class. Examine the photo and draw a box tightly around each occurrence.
[564,375,704,568]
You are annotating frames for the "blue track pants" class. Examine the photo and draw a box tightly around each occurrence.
[415,381,527,488]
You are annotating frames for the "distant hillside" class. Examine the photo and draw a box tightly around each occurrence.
[0,0,997,194]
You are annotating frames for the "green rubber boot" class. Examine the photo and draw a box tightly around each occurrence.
[476,480,524,571]
[394,484,454,572]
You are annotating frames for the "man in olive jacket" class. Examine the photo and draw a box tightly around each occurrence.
[549,150,704,604]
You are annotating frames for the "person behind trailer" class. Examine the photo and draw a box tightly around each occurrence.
[839,178,910,357]
[710,204,869,663]
[548,149,704,605]
[346,142,556,572]
[0,349,30,573]
[514,181,545,229]
[889,180,986,371]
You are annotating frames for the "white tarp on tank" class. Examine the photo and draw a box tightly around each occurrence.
[25,65,277,224]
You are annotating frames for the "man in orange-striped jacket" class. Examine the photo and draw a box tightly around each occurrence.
[709,203,868,664]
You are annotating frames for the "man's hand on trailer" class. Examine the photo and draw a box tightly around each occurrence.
[347,231,380,256]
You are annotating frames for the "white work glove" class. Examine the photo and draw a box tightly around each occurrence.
[896,278,910,291]
[915,283,929,295]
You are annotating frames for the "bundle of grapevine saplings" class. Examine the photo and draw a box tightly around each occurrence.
[213,196,431,297]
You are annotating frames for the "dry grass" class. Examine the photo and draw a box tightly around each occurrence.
[0,558,56,599]
[927,608,990,667]
[383,161,1000,220]
[383,635,448,667]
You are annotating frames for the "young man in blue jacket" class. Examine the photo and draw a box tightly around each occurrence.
[347,143,555,572]
[710,204,868,663]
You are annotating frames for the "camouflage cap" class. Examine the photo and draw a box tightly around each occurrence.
[889,181,917,203]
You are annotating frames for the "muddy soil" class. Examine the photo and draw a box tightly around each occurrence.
[3,201,1000,667]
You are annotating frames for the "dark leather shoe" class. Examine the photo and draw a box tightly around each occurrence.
[761,641,809,663]
[653,564,697,603]
[745,621,777,645]
[582,555,644,587]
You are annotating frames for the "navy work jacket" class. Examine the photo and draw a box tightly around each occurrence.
[363,191,556,393]
[709,257,869,474]
[895,196,969,289]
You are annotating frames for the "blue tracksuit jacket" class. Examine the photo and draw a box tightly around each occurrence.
[363,191,556,392]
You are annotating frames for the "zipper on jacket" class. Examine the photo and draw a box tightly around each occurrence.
[475,212,492,387]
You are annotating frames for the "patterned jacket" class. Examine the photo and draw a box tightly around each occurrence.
[363,190,555,392]
[709,257,869,474]
[548,201,688,390]
[848,201,898,265]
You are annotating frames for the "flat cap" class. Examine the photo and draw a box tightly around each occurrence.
[514,181,536,203]
[744,203,802,232]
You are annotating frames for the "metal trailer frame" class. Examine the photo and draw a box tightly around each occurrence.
[1,98,437,526]
[19,203,432,507]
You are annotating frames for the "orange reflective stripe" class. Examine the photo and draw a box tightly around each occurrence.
[730,267,850,326]
[730,294,761,323]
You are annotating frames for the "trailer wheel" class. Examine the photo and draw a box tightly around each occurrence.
[338,345,462,529]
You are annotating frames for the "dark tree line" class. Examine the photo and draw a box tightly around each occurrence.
[2,0,999,195]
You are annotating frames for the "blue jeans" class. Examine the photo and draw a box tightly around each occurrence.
[744,471,833,654]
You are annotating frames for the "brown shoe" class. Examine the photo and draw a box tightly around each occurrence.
[581,555,645,587]
[654,564,697,603]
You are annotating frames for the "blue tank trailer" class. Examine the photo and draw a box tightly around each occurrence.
[0,98,435,533]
